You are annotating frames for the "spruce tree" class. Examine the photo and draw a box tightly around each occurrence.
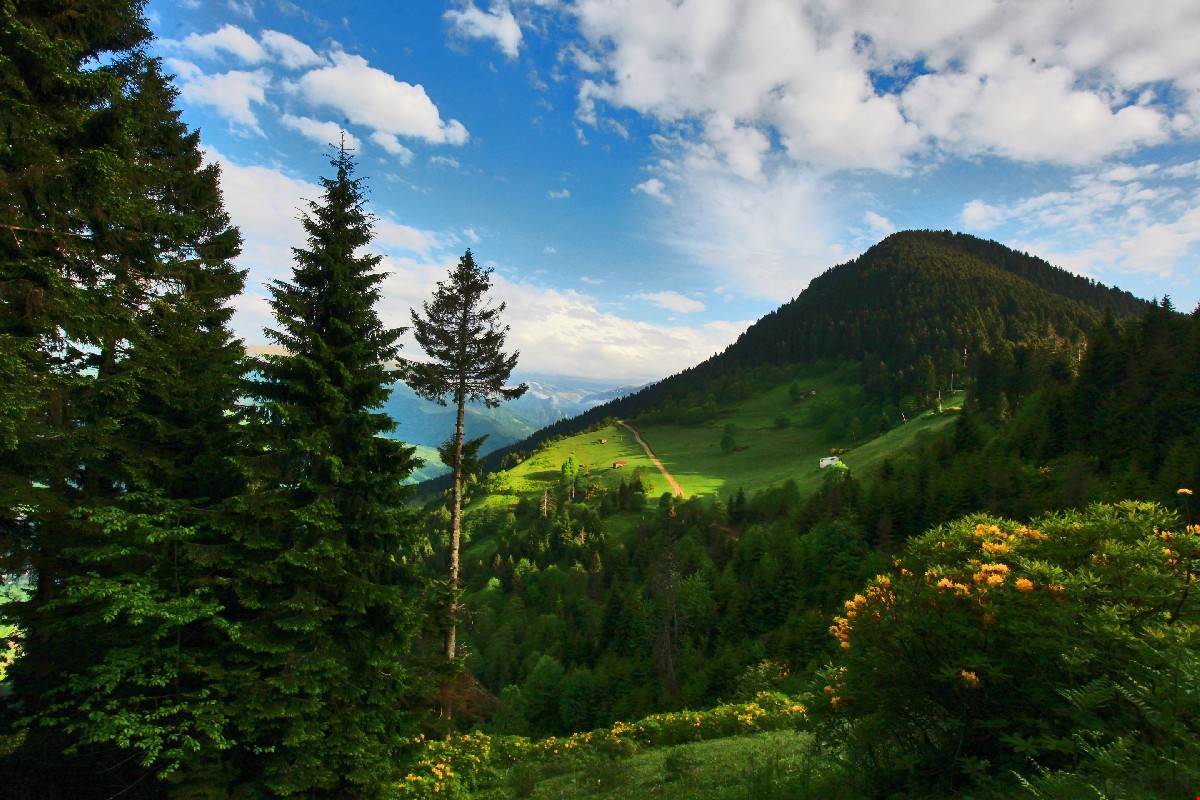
[406,249,527,661]
[2,4,249,794]
[228,142,427,795]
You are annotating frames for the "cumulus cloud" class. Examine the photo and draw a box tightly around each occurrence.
[569,0,1199,169]
[634,291,705,313]
[179,24,266,63]
[289,51,469,146]
[280,114,357,148]
[547,188,571,199]
[962,199,1006,230]
[260,30,324,69]
[178,69,270,132]
[633,178,671,205]
[445,2,523,59]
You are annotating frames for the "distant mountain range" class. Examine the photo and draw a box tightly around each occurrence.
[387,373,643,480]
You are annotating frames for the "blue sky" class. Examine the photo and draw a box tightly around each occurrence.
[147,0,1200,382]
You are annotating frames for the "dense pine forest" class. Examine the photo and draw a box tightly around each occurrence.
[3,2,1200,800]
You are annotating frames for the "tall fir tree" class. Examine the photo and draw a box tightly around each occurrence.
[406,250,527,661]
[227,141,428,795]
[2,3,249,795]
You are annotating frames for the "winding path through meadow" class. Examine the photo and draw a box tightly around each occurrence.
[617,419,685,498]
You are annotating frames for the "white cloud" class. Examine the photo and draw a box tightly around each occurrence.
[180,24,266,63]
[179,69,270,132]
[165,58,203,82]
[968,160,1200,281]
[569,0,1199,170]
[961,199,1005,230]
[430,155,462,169]
[864,211,895,238]
[208,149,748,381]
[547,188,571,199]
[543,245,557,254]
[370,131,416,164]
[445,2,523,59]
[634,291,705,313]
[374,217,440,254]
[380,261,748,380]
[290,51,469,146]
[464,228,482,244]
[280,114,357,148]
[260,30,324,69]
[633,178,671,205]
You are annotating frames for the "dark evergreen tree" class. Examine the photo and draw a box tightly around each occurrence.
[1,4,247,795]
[406,249,527,660]
[226,142,427,795]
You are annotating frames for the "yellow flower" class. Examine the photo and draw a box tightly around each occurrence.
[1178,488,1194,496]
[1015,577,1034,592]
[960,670,980,688]
[986,574,1005,587]
[982,541,1011,555]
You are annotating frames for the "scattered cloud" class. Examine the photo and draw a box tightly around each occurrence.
[178,68,271,132]
[963,159,1200,280]
[374,216,441,255]
[633,177,671,205]
[547,188,571,199]
[179,24,266,63]
[445,2,523,59]
[370,131,415,164]
[429,155,462,169]
[464,228,482,244]
[260,30,324,69]
[289,51,469,146]
[280,114,357,148]
[634,291,705,313]
[543,245,557,254]
[208,148,750,381]
[864,211,896,238]
[961,199,1005,230]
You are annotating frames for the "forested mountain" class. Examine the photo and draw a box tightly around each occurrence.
[468,230,1149,477]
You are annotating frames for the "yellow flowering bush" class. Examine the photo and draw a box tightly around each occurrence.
[811,502,1200,795]
[397,693,808,797]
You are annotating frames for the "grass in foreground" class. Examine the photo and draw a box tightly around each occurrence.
[505,730,844,800]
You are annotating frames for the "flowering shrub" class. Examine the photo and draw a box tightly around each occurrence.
[812,502,1200,796]
[397,693,808,797]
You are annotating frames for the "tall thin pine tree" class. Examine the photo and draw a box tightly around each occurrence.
[406,250,527,661]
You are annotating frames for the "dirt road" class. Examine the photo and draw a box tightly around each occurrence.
[617,419,684,498]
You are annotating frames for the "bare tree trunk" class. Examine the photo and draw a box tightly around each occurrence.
[446,387,466,662]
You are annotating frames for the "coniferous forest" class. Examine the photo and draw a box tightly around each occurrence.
[3,2,1200,799]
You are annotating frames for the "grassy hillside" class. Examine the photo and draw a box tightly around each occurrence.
[469,230,1149,478]
[466,361,962,514]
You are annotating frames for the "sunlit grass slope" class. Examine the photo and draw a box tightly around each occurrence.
[469,362,963,514]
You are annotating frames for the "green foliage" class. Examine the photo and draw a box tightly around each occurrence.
[720,423,737,454]
[813,502,1200,797]
[0,4,252,792]
[222,144,429,795]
